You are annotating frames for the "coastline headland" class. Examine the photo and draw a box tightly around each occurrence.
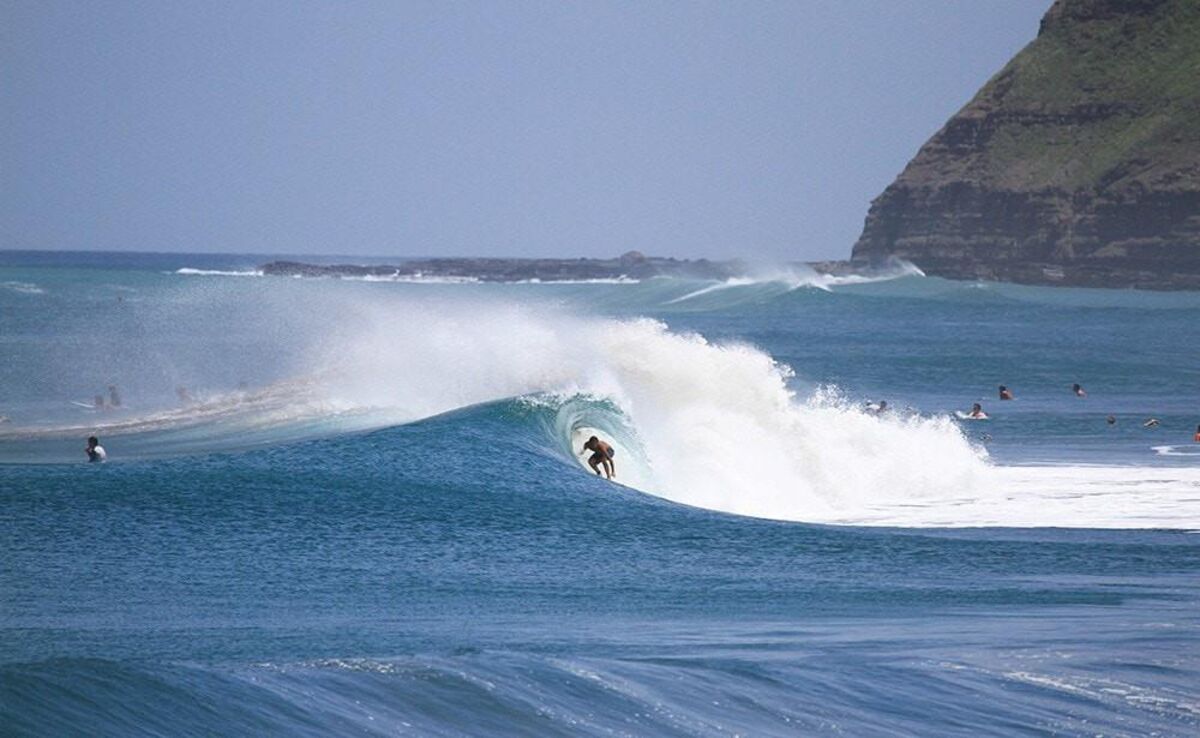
[851,0,1200,290]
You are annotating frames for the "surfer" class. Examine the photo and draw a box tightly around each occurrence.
[108,385,121,407]
[866,400,888,415]
[998,385,1014,401]
[1193,424,1199,442]
[85,435,107,463]
[1072,383,1086,397]
[968,403,987,419]
[581,436,616,480]
[1143,418,1160,428]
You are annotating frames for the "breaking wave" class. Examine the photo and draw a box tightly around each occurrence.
[6,281,1195,528]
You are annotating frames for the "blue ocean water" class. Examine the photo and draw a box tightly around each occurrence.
[1,251,1198,736]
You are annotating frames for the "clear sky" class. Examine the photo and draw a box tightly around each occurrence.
[2,1,1050,261]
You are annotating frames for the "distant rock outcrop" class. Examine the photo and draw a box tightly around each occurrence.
[852,0,1200,289]
[260,255,742,283]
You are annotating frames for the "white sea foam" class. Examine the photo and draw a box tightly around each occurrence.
[516,276,641,285]
[307,296,1195,528]
[349,272,480,284]
[175,268,263,277]
[1152,445,1200,457]
[665,261,924,304]
[0,281,46,294]
[306,300,988,523]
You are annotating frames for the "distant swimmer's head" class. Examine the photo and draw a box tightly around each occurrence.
[1072,383,1081,391]
[972,403,982,412]
[998,385,1006,391]
[1106,415,1117,425]
[85,435,106,462]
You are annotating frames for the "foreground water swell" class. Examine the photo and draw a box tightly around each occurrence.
[2,415,1199,736]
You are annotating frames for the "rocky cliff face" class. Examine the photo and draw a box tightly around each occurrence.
[852,0,1200,289]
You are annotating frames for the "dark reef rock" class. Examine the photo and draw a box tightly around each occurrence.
[260,255,744,283]
[852,0,1200,289]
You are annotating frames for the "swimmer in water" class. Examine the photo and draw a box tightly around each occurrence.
[581,435,616,480]
[1193,424,1200,442]
[998,385,1014,401]
[866,400,888,415]
[86,435,107,463]
[969,403,987,419]
[1106,415,1117,426]
[1072,383,1086,397]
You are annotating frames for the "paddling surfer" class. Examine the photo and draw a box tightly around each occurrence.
[581,436,616,480]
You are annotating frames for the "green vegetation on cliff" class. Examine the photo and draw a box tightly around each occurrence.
[853,0,1200,289]
[975,0,1200,191]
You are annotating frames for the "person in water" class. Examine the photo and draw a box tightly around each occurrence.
[581,436,616,480]
[108,385,121,407]
[998,385,1014,401]
[1072,383,1086,397]
[1193,424,1200,442]
[969,403,986,419]
[86,435,107,463]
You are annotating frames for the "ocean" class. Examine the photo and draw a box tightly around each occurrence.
[1,250,1198,736]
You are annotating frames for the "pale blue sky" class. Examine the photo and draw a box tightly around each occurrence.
[2,1,1049,260]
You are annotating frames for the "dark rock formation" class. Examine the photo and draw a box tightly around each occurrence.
[260,255,744,282]
[852,0,1200,289]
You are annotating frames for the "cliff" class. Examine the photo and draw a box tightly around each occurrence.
[852,0,1200,289]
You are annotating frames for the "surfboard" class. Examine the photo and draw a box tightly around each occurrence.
[954,411,989,420]
[70,400,100,410]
